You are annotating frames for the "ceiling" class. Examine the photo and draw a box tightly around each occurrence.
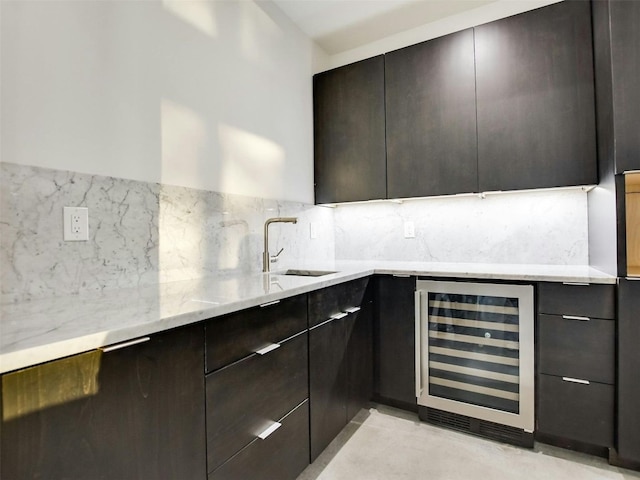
[271,0,498,55]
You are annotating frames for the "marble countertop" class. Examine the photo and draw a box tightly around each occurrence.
[0,261,615,374]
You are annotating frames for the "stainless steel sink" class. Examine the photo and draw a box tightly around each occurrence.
[278,269,337,277]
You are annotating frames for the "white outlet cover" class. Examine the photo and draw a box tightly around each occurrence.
[63,207,89,241]
[404,221,416,239]
[310,222,318,239]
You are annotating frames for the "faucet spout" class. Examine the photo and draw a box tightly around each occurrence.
[263,217,298,272]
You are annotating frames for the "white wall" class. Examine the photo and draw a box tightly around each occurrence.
[1,0,316,203]
[320,0,562,71]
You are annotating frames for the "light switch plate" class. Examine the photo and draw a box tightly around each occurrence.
[63,207,89,241]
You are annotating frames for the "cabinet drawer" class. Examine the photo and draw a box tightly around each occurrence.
[309,278,369,328]
[538,314,615,384]
[537,374,613,447]
[205,294,307,372]
[537,283,615,319]
[206,333,308,473]
[209,400,310,480]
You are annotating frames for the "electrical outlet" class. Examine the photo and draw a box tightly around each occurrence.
[404,221,416,239]
[63,207,89,241]
[310,222,318,239]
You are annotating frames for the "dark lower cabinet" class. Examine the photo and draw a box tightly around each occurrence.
[617,279,640,465]
[309,280,373,461]
[374,275,417,410]
[474,0,597,192]
[0,325,206,480]
[313,56,386,204]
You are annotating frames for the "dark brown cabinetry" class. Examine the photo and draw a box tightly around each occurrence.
[309,278,372,461]
[617,279,640,466]
[373,275,417,410]
[0,325,206,480]
[385,29,477,198]
[205,297,309,479]
[475,0,597,192]
[313,56,386,204]
[536,283,616,453]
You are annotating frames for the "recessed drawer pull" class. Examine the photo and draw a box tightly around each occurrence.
[259,300,280,308]
[255,343,281,355]
[345,306,361,314]
[101,337,150,353]
[331,312,348,320]
[562,315,590,321]
[257,422,282,440]
[562,377,590,385]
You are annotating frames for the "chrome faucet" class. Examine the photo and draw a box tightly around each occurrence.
[263,217,297,272]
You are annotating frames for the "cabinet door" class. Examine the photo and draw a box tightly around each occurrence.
[386,29,478,198]
[618,279,640,464]
[610,1,640,174]
[313,56,386,204]
[1,325,206,480]
[475,0,597,192]
[309,318,348,461]
[346,294,373,422]
[374,275,417,410]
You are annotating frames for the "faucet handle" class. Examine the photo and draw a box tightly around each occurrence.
[270,247,284,263]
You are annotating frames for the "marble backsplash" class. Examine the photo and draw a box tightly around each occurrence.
[334,189,590,265]
[1,162,335,302]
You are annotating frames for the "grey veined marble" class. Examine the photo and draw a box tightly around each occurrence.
[1,162,335,302]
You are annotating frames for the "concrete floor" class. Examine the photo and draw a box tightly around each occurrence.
[298,406,640,480]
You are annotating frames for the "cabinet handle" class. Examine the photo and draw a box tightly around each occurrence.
[260,300,280,308]
[255,343,281,355]
[344,306,361,314]
[562,315,590,321]
[562,377,590,385]
[101,337,150,353]
[331,312,348,320]
[393,274,411,278]
[562,282,590,286]
[257,422,282,440]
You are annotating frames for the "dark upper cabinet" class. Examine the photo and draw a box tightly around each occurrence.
[1,325,206,480]
[385,29,478,198]
[618,279,640,465]
[474,0,597,192]
[313,56,386,204]
[609,1,640,174]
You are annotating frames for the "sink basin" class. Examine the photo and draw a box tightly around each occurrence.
[278,269,337,277]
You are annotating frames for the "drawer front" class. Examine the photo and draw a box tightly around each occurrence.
[308,277,369,328]
[206,333,308,473]
[538,314,615,384]
[205,294,307,372]
[537,283,615,319]
[537,374,614,447]
[209,400,310,480]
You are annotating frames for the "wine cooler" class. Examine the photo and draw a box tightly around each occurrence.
[415,280,534,446]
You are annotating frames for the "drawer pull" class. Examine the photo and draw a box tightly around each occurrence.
[345,306,361,314]
[562,315,590,321]
[259,300,280,308]
[331,312,348,320]
[101,337,150,353]
[255,343,281,355]
[257,422,282,440]
[393,274,411,278]
[562,377,590,385]
[562,282,590,286]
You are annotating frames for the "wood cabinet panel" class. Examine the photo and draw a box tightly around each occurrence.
[1,325,206,480]
[385,29,477,198]
[537,374,614,448]
[308,277,369,328]
[205,295,307,373]
[537,282,615,320]
[206,333,308,473]
[538,314,614,384]
[346,295,374,422]
[313,56,386,204]
[475,0,597,192]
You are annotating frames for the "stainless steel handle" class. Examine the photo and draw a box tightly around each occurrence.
[393,274,411,278]
[331,312,348,320]
[562,315,590,321]
[257,422,282,440]
[562,377,590,385]
[562,282,590,286]
[415,291,422,399]
[255,343,280,355]
[344,306,361,314]
[101,337,150,353]
[260,300,280,308]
